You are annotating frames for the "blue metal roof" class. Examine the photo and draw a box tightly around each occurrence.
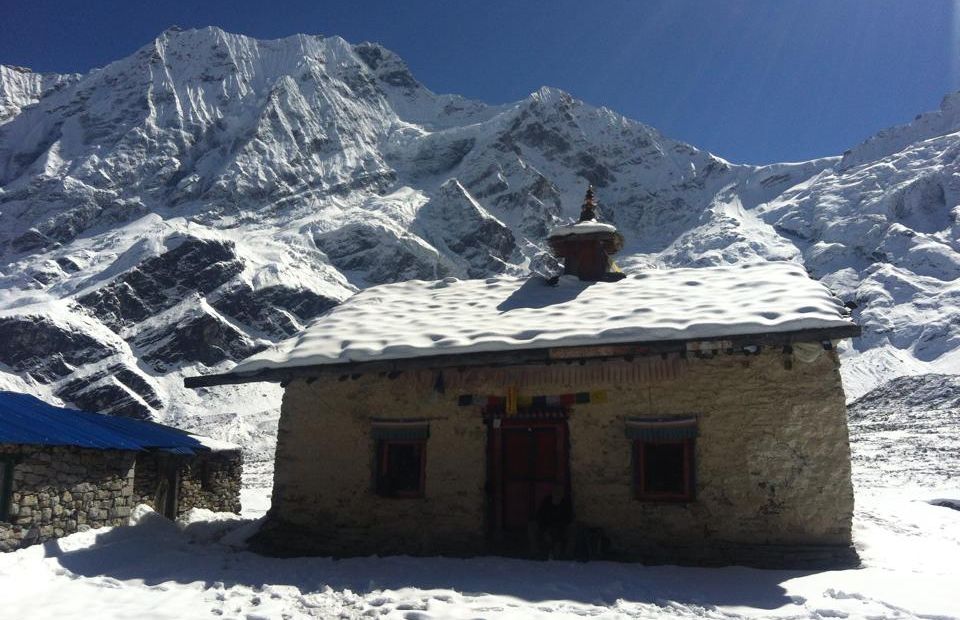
[0,391,209,454]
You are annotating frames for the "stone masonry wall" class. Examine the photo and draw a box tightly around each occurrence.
[0,445,136,552]
[134,451,242,516]
[255,346,855,567]
[179,452,242,514]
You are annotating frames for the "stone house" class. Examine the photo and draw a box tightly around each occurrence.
[188,189,860,568]
[0,391,242,551]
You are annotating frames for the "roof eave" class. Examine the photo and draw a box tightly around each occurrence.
[184,323,861,389]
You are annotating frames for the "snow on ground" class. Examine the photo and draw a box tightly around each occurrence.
[0,488,956,620]
[1,378,958,620]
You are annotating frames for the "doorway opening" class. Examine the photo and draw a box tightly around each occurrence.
[487,411,570,554]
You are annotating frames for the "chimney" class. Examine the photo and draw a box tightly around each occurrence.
[547,186,625,282]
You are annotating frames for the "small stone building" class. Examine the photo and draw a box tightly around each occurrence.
[0,391,241,551]
[188,190,860,568]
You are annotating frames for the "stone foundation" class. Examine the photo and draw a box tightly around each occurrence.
[255,346,858,568]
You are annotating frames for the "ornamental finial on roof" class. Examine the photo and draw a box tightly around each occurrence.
[578,185,598,222]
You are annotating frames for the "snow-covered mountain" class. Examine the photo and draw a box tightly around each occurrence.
[0,27,957,445]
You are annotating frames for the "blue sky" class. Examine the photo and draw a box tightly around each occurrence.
[1,0,957,164]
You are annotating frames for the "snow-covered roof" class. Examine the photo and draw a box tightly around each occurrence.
[217,261,855,378]
[547,221,619,238]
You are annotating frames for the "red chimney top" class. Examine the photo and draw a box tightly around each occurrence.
[547,186,625,282]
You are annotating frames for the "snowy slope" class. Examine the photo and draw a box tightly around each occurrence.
[757,124,960,396]
[0,25,957,452]
[0,65,79,124]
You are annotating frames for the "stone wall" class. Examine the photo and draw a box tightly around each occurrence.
[134,451,242,516]
[179,452,242,514]
[254,346,856,567]
[1,446,241,553]
[0,445,136,552]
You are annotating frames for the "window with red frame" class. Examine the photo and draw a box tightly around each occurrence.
[375,440,426,498]
[633,438,695,501]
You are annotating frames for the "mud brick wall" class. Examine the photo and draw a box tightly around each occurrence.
[255,345,856,567]
[0,445,136,552]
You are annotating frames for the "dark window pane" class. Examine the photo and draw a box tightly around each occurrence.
[379,442,424,496]
[643,442,686,495]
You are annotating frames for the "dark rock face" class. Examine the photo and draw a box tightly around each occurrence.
[134,307,265,372]
[0,315,117,383]
[54,363,163,417]
[352,43,419,91]
[56,375,153,420]
[408,137,476,176]
[212,284,338,338]
[314,222,447,286]
[78,237,244,330]
[417,179,517,277]
[10,228,58,254]
[55,256,82,272]
[487,172,564,239]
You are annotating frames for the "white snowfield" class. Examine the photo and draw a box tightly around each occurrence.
[231,261,855,375]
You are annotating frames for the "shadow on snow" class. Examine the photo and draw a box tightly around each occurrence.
[43,511,808,612]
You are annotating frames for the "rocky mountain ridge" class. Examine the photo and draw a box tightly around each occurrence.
[0,27,957,435]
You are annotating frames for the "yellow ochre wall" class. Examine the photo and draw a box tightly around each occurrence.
[258,346,855,566]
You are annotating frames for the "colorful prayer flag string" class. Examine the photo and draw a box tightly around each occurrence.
[457,391,606,408]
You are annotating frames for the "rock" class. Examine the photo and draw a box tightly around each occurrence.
[416,179,517,277]
[0,315,117,383]
[77,236,244,330]
[211,283,338,338]
[406,136,476,176]
[56,376,154,420]
[55,363,163,417]
[134,306,265,370]
[314,221,449,286]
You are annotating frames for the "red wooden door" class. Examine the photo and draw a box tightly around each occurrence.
[495,420,569,533]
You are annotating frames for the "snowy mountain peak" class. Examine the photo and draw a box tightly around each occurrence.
[839,90,960,169]
[353,41,420,90]
[0,26,958,430]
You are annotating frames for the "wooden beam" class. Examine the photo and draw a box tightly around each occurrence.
[183,324,860,389]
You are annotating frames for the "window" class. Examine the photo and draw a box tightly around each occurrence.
[0,458,13,522]
[376,440,426,498]
[372,421,429,498]
[626,417,697,502]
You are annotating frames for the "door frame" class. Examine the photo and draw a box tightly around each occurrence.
[486,411,571,541]
[155,455,181,519]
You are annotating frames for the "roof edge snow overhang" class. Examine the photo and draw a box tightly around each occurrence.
[184,324,861,389]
